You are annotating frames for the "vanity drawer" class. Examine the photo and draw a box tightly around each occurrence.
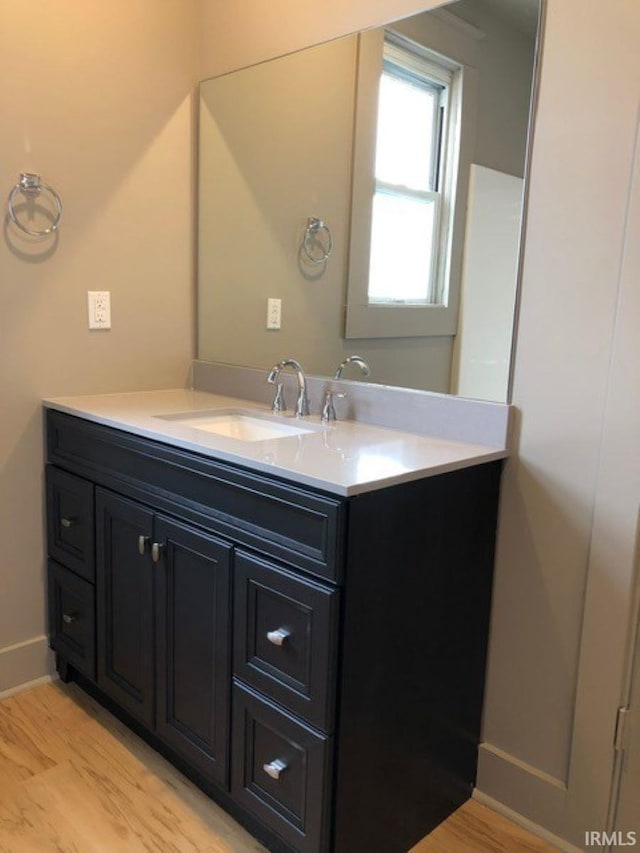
[48,560,96,680]
[231,682,332,853]
[233,551,338,732]
[46,466,95,581]
[47,410,344,582]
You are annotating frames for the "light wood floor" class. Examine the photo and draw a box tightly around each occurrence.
[0,682,560,852]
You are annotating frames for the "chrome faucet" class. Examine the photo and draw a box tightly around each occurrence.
[266,358,310,417]
[334,355,370,380]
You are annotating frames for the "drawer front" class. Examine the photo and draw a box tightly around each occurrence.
[46,466,95,581]
[48,560,96,679]
[234,552,338,732]
[232,682,332,853]
[47,410,344,582]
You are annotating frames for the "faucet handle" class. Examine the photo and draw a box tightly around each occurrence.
[270,382,286,414]
[321,388,347,424]
[266,365,287,414]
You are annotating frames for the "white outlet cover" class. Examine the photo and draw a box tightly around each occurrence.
[88,291,111,330]
[266,297,281,330]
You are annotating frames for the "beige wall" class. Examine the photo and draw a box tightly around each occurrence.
[197,37,370,382]
[200,0,445,80]
[0,0,200,690]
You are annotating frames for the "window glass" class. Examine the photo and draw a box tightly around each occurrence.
[367,43,449,305]
[375,70,439,192]
[368,191,438,303]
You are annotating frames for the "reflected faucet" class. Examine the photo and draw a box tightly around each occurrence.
[334,355,370,380]
[266,358,310,417]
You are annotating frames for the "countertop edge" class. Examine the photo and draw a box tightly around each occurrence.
[43,395,509,497]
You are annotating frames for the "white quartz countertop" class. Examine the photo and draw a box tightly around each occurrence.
[44,389,508,496]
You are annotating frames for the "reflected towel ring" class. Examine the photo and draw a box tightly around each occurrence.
[8,172,63,237]
[301,217,332,265]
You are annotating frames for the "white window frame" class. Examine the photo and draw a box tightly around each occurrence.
[345,29,468,340]
[369,42,450,305]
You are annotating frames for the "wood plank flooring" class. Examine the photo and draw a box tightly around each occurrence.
[0,682,560,852]
[409,800,560,853]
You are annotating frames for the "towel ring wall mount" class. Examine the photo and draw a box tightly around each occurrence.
[7,172,63,237]
[301,217,332,265]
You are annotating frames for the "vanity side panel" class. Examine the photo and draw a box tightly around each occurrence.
[333,462,502,853]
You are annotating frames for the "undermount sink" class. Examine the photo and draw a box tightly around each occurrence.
[154,408,319,442]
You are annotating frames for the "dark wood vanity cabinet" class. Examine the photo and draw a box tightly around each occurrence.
[45,409,502,853]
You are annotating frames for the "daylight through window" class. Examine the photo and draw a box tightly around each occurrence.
[368,40,453,306]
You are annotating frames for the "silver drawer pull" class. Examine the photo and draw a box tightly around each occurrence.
[266,628,291,647]
[263,759,287,780]
[138,535,150,556]
[62,613,77,625]
[60,517,76,529]
[151,542,164,563]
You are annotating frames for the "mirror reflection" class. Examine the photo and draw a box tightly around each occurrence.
[197,0,540,402]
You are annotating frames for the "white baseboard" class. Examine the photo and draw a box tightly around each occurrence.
[477,741,569,840]
[0,673,57,702]
[0,635,55,696]
[473,789,584,853]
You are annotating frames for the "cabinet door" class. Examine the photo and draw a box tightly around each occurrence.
[154,515,232,787]
[96,489,155,728]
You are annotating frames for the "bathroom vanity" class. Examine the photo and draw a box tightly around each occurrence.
[44,389,505,853]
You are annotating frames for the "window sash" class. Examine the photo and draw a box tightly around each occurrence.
[377,65,445,194]
[369,43,448,306]
[344,28,468,340]
[368,183,442,304]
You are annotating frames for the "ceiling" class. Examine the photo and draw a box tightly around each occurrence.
[449,0,540,37]
[483,0,540,35]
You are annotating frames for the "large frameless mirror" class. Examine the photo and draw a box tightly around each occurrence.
[197,0,542,402]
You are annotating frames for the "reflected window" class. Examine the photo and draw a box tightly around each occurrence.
[368,39,453,306]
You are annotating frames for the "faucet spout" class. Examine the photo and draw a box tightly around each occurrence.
[267,358,310,417]
[334,355,370,380]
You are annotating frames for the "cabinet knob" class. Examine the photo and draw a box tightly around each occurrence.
[138,535,150,556]
[62,613,77,625]
[60,517,76,529]
[266,628,291,647]
[263,758,287,780]
[151,542,164,563]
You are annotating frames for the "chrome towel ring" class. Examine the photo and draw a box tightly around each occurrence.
[301,217,332,265]
[8,172,63,237]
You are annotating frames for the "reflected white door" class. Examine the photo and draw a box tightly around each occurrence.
[451,165,523,401]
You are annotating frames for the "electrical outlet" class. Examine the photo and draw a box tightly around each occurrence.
[266,298,282,330]
[88,291,111,330]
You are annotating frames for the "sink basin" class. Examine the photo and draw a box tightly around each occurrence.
[154,408,318,442]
